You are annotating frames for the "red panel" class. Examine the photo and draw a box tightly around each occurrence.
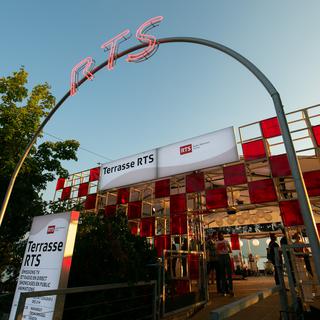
[140,217,155,237]
[242,139,266,161]
[89,167,100,182]
[312,125,320,147]
[248,179,277,204]
[317,224,320,239]
[206,188,228,210]
[61,187,71,200]
[269,154,291,177]
[303,170,320,197]
[279,200,304,227]
[104,205,117,217]
[186,172,205,193]
[70,211,80,221]
[78,182,89,197]
[223,164,247,186]
[85,194,97,210]
[170,214,187,235]
[154,235,171,257]
[56,178,65,190]
[230,234,240,250]
[188,254,199,280]
[129,222,138,235]
[127,201,142,219]
[155,179,170,198]
[117,188,130,204]
[174,279,189,295]
[260,117,281,138]
[170,194,186,214]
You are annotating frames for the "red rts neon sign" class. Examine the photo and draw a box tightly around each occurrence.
[70,16,163,96]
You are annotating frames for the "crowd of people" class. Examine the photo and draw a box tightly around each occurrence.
[169,229,314,301]
[205,229,314,298]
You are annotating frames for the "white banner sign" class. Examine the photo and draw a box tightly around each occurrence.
[158,126,238,177]
[99,150,157,190]
[9,211,79,320]
[99,127,238,191]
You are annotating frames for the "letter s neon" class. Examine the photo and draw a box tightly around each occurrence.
[126,16,163,63]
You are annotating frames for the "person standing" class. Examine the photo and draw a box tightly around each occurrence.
[216,232,234,296]
[181,238,188,277]
[280,229,296,285]
[206,232,222,293]
[267,233,280,285]
[171,241,177,277]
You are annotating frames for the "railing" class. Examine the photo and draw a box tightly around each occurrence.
[14,281,157,320]
[161,250,207,316]
[276,243,320,319]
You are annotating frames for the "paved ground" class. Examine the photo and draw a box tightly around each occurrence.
[226,292,280,320]
[190,276,277,320]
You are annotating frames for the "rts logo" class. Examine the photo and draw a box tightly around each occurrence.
[180,144,192,155]
[47,225,55,234]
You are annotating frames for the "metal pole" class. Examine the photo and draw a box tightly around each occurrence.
[274,247,289,320]
[14,293,27,320]
[282,244,301,317]
[1,36,319,282]
[272,93,320,282]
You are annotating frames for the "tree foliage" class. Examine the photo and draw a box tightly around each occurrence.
[0,69,79,289]
[68,211,157,287]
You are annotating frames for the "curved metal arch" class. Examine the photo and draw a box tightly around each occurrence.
[0,37,279,226]
[1,37,320,283]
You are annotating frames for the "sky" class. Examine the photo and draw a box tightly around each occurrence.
[1,1,320,201]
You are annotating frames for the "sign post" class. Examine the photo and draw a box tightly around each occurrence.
[9,211,79,320]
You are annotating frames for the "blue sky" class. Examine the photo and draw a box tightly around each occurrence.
[1,1,320,200]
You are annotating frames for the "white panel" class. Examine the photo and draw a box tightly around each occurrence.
[158,127,238,177]
[10,212,78,320]
[98,127,238,191]
[99,150,157,191]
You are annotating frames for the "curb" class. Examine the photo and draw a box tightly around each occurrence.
[210,286,280,320]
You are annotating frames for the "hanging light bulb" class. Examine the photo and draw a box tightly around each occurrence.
[242,211,250,220]
[264,213,272,222]
[252,239,260,246]
[215,218,223,226]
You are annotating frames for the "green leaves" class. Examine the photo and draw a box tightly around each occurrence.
[0,68,79,289]
[68,212,157,287]
[0,68,28,104]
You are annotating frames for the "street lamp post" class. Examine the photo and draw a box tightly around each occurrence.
[1,37,319,280]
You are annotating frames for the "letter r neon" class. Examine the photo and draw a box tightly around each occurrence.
[70,57,95,96]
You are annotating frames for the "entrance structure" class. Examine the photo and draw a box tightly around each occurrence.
[1,37,320,279]
[1,34,320,314]
[54,104,320,232]
[52,103,320,313]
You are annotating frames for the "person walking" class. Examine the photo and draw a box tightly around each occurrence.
[216,232,234,296]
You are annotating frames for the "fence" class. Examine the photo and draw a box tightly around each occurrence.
[161,250,207,316]
[14,281,157,320]
[275,244,320,319]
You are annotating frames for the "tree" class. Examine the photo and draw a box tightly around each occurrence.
[0,68,79,290]
[68,211,157,287]
[63,211,157,319]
